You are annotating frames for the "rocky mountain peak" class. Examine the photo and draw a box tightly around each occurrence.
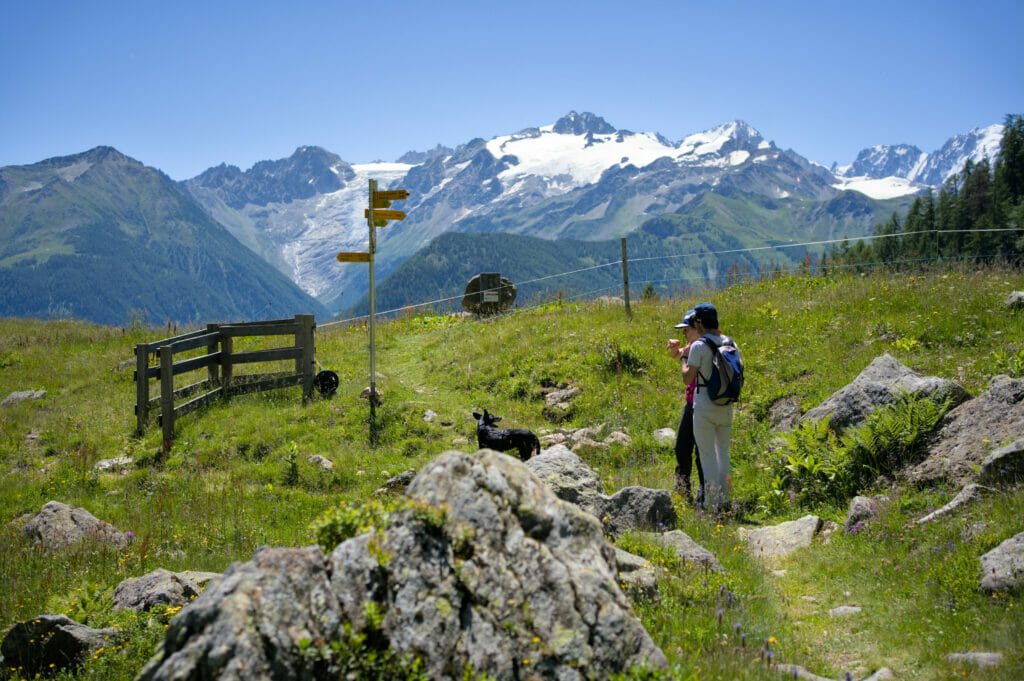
[552,111,617,136]
[186,145,356,209]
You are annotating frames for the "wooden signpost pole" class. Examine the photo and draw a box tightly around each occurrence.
[336,180,409,446]
[367,179,378,437]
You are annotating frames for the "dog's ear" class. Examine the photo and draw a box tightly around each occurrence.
[472,412,481,420]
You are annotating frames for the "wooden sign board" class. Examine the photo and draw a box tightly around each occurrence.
[364,209,406,221]
[337,252,371,263]
[373,190,410,201]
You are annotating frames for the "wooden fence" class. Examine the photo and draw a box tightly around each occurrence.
[134,314,316,446]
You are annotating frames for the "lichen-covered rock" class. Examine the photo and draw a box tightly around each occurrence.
[739,515,822,561]
[801,354,969,432]
[905,375,1024,486]
[0,614,120,677]
[640,530,723,572]
[980,531,1024,594]
[526,445,607,513]
[112,568,219,612]
[17,501,128,551]
[138,450,666,681]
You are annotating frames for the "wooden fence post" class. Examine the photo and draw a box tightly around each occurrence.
[220,335,233,398]
[297,314,315,403]
[206,323,220,385]
[160,345,174,450]
[621,237,632,316]
[135,343,149,436]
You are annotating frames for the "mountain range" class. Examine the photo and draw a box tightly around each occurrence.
[0,112,1006,324]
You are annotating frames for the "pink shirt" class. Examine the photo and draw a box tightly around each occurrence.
[683,343,696,404]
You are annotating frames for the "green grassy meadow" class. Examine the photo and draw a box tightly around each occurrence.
[1,264,1022,680]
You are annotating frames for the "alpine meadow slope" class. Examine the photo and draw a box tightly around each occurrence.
[0,147,329,325]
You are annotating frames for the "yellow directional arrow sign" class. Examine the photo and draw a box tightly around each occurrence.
[373,189,410,201]
[364,209,406,221]
[336,251,371,263]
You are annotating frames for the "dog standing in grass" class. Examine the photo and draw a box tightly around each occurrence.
[473,409,540,461]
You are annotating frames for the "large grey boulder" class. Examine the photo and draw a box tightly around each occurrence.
[596,486,677,537]
[112,568,220,612]
[738,515,822,561]
[844,495,885,534]
[527,444,607,513]
[640,530,724,572]
[0,614,120,677]
[613,548,660,600]
[138,450,666,681]
[979,438,1024,486]
[980,531,1024,594]
[17,501,128,551]
[904,375,1024,486]
[528,445,677,536]
[1,389,46,407]
[800,354,969,432]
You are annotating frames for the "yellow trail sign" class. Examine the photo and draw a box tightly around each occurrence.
[364,209,406,221]
[373,190,410,201]
[336,251,371,263]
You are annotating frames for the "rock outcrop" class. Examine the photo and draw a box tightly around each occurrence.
[137,450,667,681]
[904,375,1024,486]
[112,568,220,612]
[800,354,969,432]
[979,531,1024,594]
[0,615,120,677]
[17,501,128,551]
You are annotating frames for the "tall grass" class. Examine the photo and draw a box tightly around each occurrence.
[0,263,1022,680]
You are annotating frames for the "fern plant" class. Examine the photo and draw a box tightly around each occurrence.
[842,390,952,490]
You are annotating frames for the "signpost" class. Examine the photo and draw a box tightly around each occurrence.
[337,179,407,442]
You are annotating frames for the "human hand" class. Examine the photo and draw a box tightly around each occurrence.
[666,338,681,358]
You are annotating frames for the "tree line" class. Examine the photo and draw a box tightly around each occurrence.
[822,114,1024,268]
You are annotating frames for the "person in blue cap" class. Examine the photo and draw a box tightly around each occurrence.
[668,302,739,514]
[665,309,705,505]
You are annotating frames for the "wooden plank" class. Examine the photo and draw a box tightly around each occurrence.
[220,322,300,337]
[171,351,222,377]
[225,373,302,397]
[337,252,371,263]
[364,209,405,221]
[137,328,210,354]
[173,378,216,402]
[174,388,223,419]
[373,189,409,201]
[165,331,220,353]
[231,346,303,365]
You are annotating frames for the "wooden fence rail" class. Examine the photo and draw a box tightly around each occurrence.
[134,314,316,447]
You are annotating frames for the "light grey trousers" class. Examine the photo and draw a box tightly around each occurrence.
[692,404,734,511]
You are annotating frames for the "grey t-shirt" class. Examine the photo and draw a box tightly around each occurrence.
[688,333,738,410]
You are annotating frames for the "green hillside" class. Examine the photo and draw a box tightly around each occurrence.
[1,265,1022,679]
[349,190,914,317]
[0,147,329,325]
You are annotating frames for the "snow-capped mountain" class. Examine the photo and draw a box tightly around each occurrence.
[834,124,1004,187]
[183,111,1000,311]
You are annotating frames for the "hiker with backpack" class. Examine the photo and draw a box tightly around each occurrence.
[669,302,743,515]
[665,309,706,506]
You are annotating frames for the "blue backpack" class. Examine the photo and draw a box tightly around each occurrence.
[697,335,743,405]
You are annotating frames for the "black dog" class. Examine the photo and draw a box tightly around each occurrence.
[473,409,539,461]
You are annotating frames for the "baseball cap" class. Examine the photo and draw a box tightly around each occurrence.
[673,309,697,329]
[693,302,718,326]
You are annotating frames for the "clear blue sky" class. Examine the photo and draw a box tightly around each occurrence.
[2,0,1021,180]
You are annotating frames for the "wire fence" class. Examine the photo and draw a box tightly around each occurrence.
[318,227,1024,330]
